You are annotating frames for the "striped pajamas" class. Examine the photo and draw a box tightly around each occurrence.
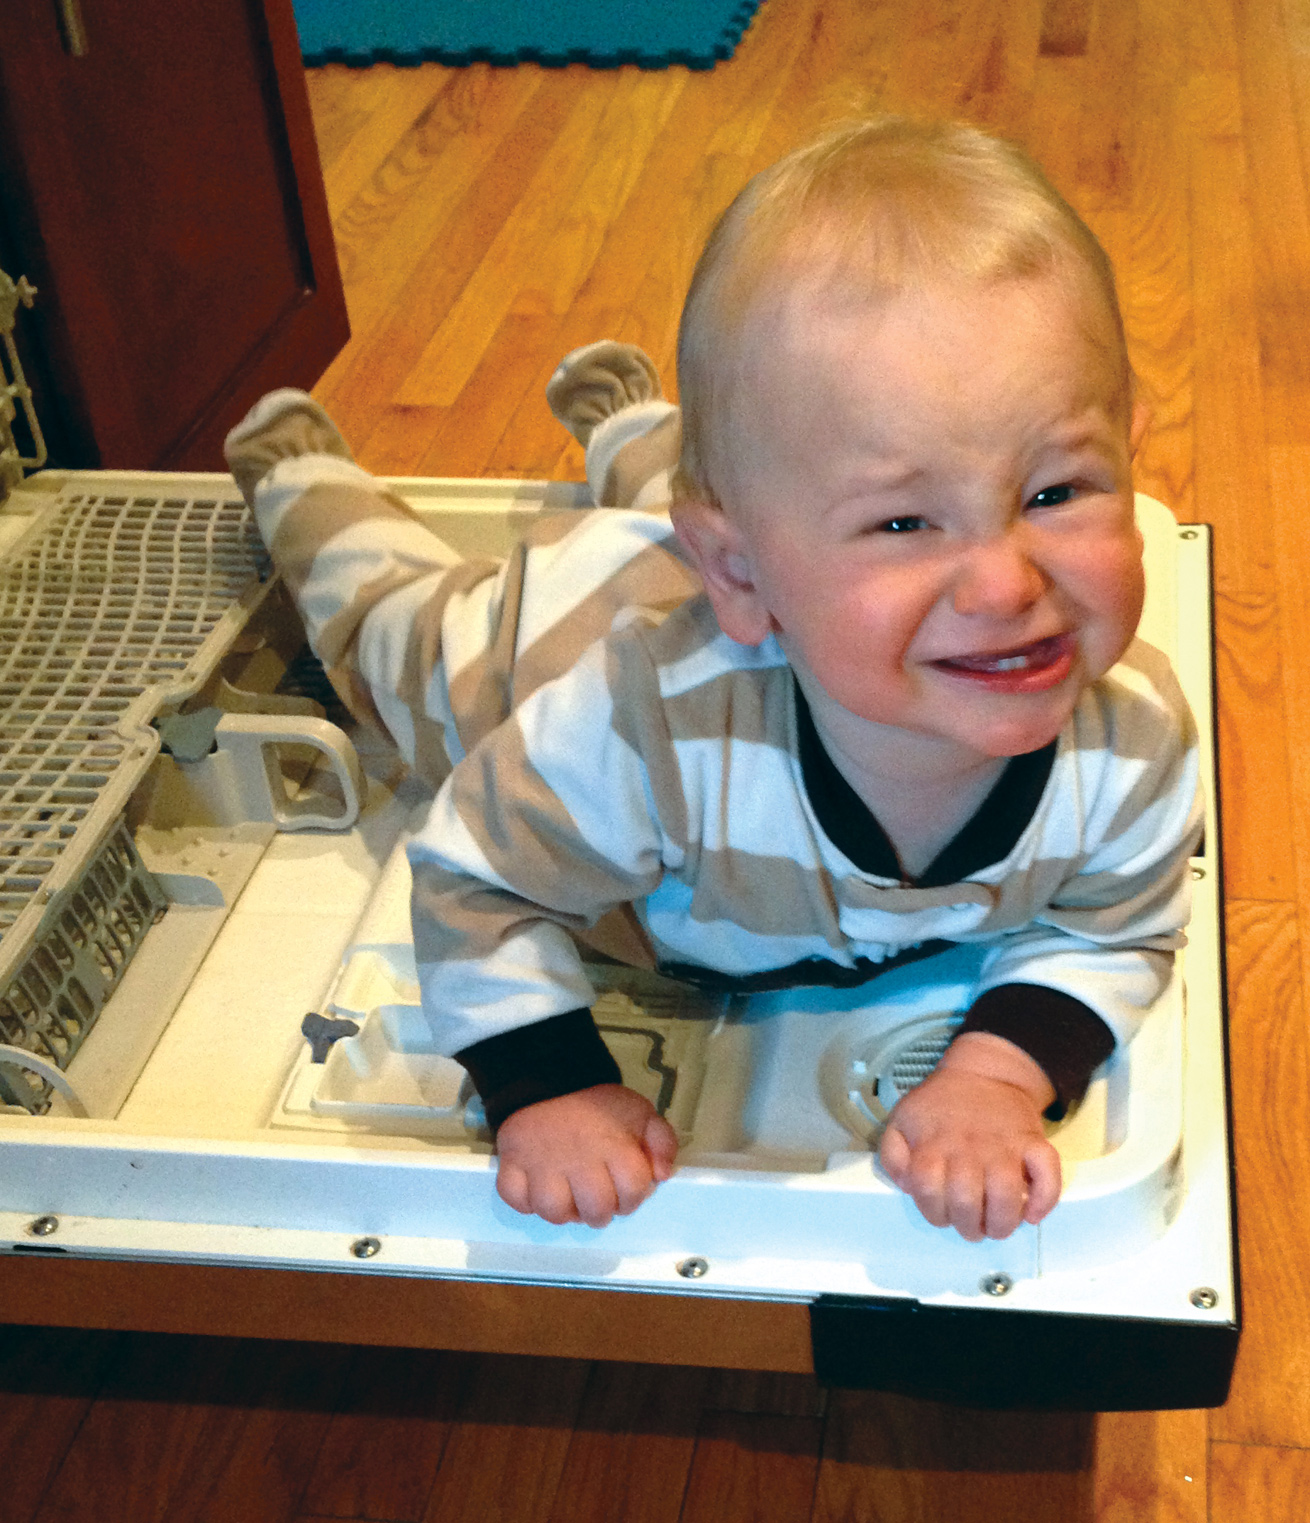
[250,443,1202,1126]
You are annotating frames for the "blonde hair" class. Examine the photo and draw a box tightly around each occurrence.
[676,116,1129,503]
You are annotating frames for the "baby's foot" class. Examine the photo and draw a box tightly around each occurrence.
[546,340,663,447]
[224,390,354,508]
[546,342,681,510]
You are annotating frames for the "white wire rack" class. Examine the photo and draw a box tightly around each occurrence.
[0,483,273,1108]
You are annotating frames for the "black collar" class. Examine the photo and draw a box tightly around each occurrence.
[793,683,1057,888]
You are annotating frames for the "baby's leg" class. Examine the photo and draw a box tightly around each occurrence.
[546,342,682,511]
[224,392,500,786]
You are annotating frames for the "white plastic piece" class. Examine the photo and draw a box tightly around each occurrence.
[179,713,365,832]
[0,1044,88,1117]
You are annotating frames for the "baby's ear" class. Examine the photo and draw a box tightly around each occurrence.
[670,498,774,646]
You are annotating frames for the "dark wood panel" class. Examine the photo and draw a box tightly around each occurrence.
[0,0,347,471]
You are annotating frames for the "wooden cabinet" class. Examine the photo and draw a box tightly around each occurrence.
[0,0,347,471]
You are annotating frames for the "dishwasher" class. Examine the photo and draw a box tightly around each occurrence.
[0,458,1236,1411]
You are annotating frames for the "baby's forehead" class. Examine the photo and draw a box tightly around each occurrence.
[736,266,1130,412]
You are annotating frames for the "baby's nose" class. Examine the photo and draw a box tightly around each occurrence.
[951,534,1046,618]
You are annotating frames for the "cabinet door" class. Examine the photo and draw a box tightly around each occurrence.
[0,0,348,470]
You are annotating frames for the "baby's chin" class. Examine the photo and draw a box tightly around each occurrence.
[960,708,1072,759]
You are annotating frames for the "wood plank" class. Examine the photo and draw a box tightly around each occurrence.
[29,1334,226,1523]
[1233,0,1310,448]
[618,0,829,387]
[156,1342,350,1523]
[31,1335,349,1523]
[1210,1441,1310,1519]
[1212,590,1298,901]
[368,62,690,472]
[319,66,571,451]
[1186,0,1241,72]
[419,1354,591,1523]
[1187,110,1273,595]
[811,1390,1093,1521]
[321,64,543,331]
[440,0,829,480]
[951,0,1043,133]
[0,1325,118,1523]
[1090,1409,1208,1522]
[298,1346,475,1522]
[544,1362,708,1523]
[703,1369,829,1419]
[1075,0,1139,210]
[312,64,451,203]
[679,1411,823,1523]
[1268,447,1310,985]
[1125,0,1196,517]
[1209,900,1310,1446]
[1023,54,1088,200]
[301,63,380,172]
[1040,0,1094,57]
[392,71,632,409]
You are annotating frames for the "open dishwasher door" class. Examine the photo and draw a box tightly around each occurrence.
[0,472,1236,1410]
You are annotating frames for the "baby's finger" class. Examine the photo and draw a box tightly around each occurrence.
[877,1124,912,1186]
[905,1151,952,1230]
[530,1171,586,1226]
[943,1163,988,1243]
[1022,1141,1063,1224]
[608,1148,658,1217]
[496,1161,533,1216]
[644,1114,679,1181]
[981,1163,1029,1241]
[568,1164,623,1229]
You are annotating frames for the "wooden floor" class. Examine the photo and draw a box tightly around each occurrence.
[3,0,1308,1515]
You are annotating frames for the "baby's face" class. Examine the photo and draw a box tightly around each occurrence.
[715,273,1146,763]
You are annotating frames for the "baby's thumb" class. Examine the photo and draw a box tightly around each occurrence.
[644,1113,679,1180]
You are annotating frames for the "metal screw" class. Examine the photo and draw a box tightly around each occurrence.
[676,1256,709,1279]
[1190,1286,1219,1310]
[980,1272,1013,1297]
[350,1236,382,1259]
[1191,865,1206,880]
[27,1215,59,1237]
[1180,529,1200,541]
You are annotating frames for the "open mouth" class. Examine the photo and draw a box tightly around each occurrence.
[932,634,1074,691]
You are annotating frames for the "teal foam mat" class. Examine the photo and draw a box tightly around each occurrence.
[294,0,765,69]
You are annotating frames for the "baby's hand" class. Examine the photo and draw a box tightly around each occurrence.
[494,1083,678,1228]
[878,1032,1061,1242]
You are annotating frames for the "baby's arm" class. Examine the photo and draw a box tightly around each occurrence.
[878,1032,1061,1242]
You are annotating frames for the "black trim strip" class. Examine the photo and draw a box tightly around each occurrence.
[809,1295,1238,1409]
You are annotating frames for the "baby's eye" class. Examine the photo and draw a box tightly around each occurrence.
[877,515,930,533]
[1029,484,1076,508]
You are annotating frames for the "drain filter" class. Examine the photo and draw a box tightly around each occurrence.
[819,1013,964,1142]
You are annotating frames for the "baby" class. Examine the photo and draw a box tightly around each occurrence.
[226,116,1201,1244]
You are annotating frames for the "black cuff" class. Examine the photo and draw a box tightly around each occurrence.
[958,983,1116,1120]
[455,1008,622,1132]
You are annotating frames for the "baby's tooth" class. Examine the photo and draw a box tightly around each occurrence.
[993,654,1029,671]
